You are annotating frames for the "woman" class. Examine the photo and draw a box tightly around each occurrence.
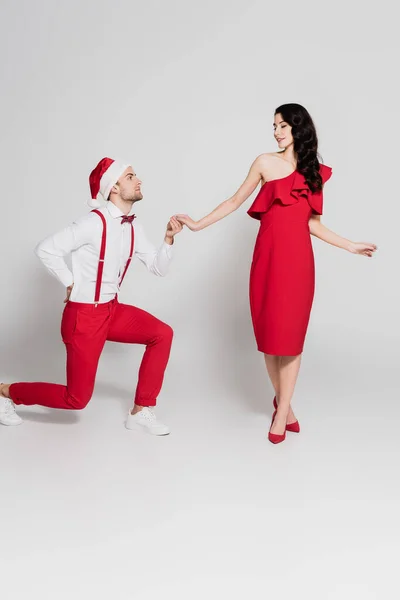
[176,103,377,444]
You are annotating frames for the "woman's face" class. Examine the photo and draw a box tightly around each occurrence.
[273,113,294,150]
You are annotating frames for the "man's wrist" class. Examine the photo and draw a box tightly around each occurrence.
[164,235,174,246]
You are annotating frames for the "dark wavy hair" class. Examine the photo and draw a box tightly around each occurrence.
[275,103,322,192]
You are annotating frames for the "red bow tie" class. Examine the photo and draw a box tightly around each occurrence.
[121,215,136,225]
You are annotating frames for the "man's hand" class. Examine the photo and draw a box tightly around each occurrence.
[164,217,183,245]
[64,284,74,303]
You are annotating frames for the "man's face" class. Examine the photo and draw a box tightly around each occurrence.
[114,167,143,203]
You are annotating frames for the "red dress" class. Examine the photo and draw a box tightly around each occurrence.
[247,164,332,355]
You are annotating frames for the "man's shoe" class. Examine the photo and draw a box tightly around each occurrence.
[0,395,23,426]
[125,407,170,436]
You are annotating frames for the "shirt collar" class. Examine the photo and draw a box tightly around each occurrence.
[106,201,136,220]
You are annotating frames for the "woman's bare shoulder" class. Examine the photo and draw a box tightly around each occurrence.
[253,153,284,181]
[254,152,281,165]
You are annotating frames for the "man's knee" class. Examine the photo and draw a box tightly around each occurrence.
[150,323,173,348]
[64,391,92,410]
[163,323,174,342]
[160,323,174,349]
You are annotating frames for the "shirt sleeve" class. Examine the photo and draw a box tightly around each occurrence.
[34,216,94,287]
[133,220,173,277]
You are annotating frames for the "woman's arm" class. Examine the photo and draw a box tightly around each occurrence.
[176,155,264,231]
[309,215,377,257]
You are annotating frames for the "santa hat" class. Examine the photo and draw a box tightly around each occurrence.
[88,157,130,208]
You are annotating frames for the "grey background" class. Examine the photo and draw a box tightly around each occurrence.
[0,1,399,598]
[1,0,396,399]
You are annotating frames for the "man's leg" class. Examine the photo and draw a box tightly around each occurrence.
[2,303,108,414]
[107,302,173,434]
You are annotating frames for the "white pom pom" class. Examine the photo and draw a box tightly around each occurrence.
[87,197,103,208]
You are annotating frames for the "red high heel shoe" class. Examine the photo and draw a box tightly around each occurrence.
[268,422,286,444]
[286,420,300,433]
[268,405,286,444]
[273,396,300,433]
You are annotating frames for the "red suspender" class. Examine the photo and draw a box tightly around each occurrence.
[91,210,135,306]
[92,210,107,306]
[119,224,135,287]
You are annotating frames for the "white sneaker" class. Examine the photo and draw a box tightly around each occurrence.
[125,407,170,436]
[0,396,23,426]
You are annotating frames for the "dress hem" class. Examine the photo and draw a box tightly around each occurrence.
[256,345,304,357]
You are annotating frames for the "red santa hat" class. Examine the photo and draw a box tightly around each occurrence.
[88,157,130,208]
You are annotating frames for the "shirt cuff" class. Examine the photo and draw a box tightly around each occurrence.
[162,240,174,254]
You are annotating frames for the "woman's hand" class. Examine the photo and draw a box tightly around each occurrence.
[348,242,378,257]
[175,214,202,232]
[309,217,378,258]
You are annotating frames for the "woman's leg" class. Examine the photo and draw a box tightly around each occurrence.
[264,354,298,424]
[270,354,302,435]
[263,354,281,398]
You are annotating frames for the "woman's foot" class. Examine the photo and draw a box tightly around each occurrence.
[268,410,287,444]
[269,409,287,436]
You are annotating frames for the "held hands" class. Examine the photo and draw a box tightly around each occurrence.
[348,242,378,258]
[174,214,201,231]
[64,284,74,303]
[164,216,184,245]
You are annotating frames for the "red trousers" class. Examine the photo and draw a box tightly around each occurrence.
[10,298,173,410]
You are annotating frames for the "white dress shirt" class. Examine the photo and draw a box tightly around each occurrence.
[35,201,173,304]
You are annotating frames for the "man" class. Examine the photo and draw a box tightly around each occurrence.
[0,157,182,435]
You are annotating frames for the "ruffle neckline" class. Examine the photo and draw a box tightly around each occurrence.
[247,164,332,220]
